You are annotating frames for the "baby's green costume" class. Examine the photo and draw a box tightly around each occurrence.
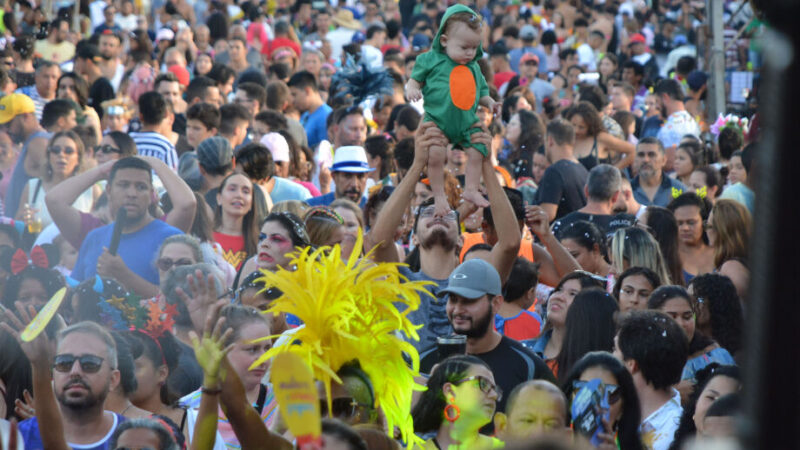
[410,4,489,156]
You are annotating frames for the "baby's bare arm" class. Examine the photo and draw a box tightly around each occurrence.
[406,79,423,101]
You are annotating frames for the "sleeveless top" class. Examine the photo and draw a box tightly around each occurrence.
[27,178,95,230]
[577,137,612,171]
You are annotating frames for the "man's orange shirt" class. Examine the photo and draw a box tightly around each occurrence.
[460,232,535,262]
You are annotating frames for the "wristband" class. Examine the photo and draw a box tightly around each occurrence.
[201,386,222,395]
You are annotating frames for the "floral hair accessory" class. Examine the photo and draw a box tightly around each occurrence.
[709,113,750,139]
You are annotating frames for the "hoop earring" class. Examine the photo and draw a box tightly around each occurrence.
[444,404,460,422]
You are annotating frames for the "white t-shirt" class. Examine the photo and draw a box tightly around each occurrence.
[640,389,683,450]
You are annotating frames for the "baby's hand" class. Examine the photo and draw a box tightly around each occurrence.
[405,80,422,102]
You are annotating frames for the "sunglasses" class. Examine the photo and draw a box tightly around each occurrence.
[49,146,76,155]
[319,397,367,419]
[571,379,622,405]
[94,144,121,155]
[455,375,503,401]
[156,257,194,271]
[53,354,104,373]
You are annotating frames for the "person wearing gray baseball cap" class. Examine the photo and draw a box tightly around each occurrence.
[420,258,556,414]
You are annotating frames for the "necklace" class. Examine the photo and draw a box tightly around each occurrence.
[120,402,133,416]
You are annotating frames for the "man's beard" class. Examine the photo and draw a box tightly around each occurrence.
[57,378,109,412]
[419,227,457,253]
[337,188,362,202]
[450,304,493,339]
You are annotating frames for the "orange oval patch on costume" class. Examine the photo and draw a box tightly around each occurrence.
[450,65,476,111]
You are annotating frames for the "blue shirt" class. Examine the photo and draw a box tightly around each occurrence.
[719,182,754,214]
[19,412,124,450]
[72,219,183,285]
[270,177,312,203]
[397,266,452,353]
[306,192,367,208]
[631,173,687,207]
[301,103,332,149]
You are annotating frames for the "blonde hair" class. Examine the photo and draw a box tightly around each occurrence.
[330,198,364,229]
[610,227,672,284]
[303,207,345,247]
[710,199,751,267]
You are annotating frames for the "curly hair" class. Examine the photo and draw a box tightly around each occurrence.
[689,274,744,355]
[565,101,604,137]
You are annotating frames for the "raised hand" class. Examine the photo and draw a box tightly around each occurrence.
[0,302,57,371]
[175,269,223,334]
[14,389,35,420]
[189,300,233,387]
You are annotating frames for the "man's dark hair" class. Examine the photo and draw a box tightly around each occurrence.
[287,70,319,92]
[574,18,588,28]
[110,418,179,450]
[393,137,414,172]
[546,119,575,146]
[654,78,684,101]
[268,62,291,81]
[138,91,167,125]
[236,82,267,109]
[237,68,268,87]
[109,156,153,185]
[265,80,290,111]
[50,17,67,31]
[617,310,689,390]
[622,60,644,77]
[676,56,696,76]
[558,48,577,61]
[321,419,367,450]
[366,24,385,39]
[637,136,666,154]
[334,106,363,125]
[254,110,288,131]
[40,98,76,129]
[586,164,622,202]
[578,84,608,111]
[503,257,539,302]
[154,72,179,90]
[590,29,605,40]
[186,102,220,131]
[484,187,524,228]
[739,142,755,174]
[502,25,519,39]
[185,76,216,104]
[396,105,421,132]
[207,64,236,86]
[236,142,274,181]
[218,104,252,136]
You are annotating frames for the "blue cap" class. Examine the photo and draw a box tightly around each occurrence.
[411,34,431,52]
[351,31,366,44]
[673,34,688,47]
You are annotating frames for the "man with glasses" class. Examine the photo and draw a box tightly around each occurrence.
[7,320,124,449]
[367,122,521,352]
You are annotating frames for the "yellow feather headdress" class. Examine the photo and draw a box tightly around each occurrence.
[252,232,434,447]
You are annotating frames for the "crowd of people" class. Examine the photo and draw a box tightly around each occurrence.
[0,0,761,449]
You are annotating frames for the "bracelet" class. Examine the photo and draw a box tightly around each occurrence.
[201,386,222,395]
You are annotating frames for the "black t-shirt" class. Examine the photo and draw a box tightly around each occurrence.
[551,211,636,239]
[88,77,115,118]
[534,159,589,220]
[419,335,556,413]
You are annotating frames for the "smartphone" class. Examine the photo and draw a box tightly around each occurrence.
[578,72,601,85]
[570,379,611,446]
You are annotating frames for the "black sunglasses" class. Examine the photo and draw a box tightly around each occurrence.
[53,354,105,373]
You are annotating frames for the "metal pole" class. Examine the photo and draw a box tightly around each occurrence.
[707,0,726,119]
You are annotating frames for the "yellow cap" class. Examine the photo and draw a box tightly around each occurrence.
[0,93,35,124]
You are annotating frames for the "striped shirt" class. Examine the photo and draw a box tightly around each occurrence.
[130,131,178,170]
[15,86,48,122]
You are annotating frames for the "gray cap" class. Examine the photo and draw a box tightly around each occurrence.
[196,136,233,171]
[438,259,502,300]
[520,24,537,41]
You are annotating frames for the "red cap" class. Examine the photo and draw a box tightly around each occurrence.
[520,53,539,64]
[168,65,190,87]
[629,33,646,45]
[264,37,301,59]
